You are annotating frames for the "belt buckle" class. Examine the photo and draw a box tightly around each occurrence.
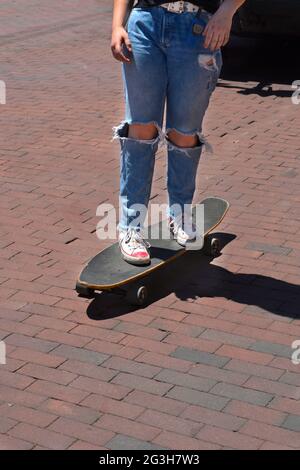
[168,2,184,13]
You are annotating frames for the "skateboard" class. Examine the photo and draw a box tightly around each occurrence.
[75,197,229,306]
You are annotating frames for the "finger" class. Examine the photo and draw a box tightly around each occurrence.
[124,36,132,51]
[208,32,220,51]
[203,26,213,49]
[203,22,210,37]
[215,33,224,50]
[112,45,131,63]
[223,33,230,46]
[118,50,131,62]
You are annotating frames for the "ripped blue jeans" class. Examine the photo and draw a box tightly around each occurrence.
[113,6,222,231]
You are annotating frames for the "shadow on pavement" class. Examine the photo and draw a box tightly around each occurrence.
[219,34,300,97]
[86,232,300,321]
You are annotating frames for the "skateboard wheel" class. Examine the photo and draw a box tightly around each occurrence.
[203,236,220,257]
[75,282,95,298]
[126,285,148,306]
[210,237,221,257]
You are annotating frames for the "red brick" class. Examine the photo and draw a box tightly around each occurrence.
[269,397,300,416]
[18,363,77,385]
[20,303,71,319]
[101,356,161,378]
[10,291,61,306]
[0,385,46,407]
[225,359,283,381]
[82,394,144,419]
[196,425,262,450]
[270,357,300,373]
[71,324,126,343]
[5,333,58,353]
[70,376,131,400]
[39,398,101,424]
[0,308,29,322]
[171,300,223,317]
[0,434,33,450]
[190,363,248,386]
[68,441,107,450]
[164,333,220,354]
[216,345,273,365]
[0,403,57,427]
[112,372,172,396]
[181,404,246,431]
[0,318,42,337]
[114,321,167,341]
[219,311,275,329]
[138,409,202,437]
[0,369,34,390]
[9,422,75,450]
[0,416,17,433]
[270,321,300,338]
[182,315,236,333]
[244,376,299,400]
[58,359,116,382]
[96,414,160,441]
[9,347,65,368]
[27,379,89,404]
[152,430,221,450]
[49,417,114,447]
[84,339,129,356]
[125,390,188,416]
[149,317,205,337]
[143,306,187,322]
[260,441,296,450]
[37,329,90,348]
[122,336,177,355]
[224,400,286,426]
[136,351,191,372]
[23,314,76,332]
[66,310,123,329]
[233,324,296,346]
[241,420,300,449]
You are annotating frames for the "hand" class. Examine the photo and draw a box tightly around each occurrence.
[111,26,132,63]
[203,7,233,51]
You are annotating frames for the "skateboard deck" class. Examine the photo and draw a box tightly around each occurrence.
[76,197,229,304]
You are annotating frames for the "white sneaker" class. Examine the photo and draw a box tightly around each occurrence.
[119,228,151,265]
[168,215,199,247]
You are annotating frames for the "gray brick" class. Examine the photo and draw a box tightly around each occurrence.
[166,386,229,411]
[200,330,255,348]
[5,333,58,353]
[171,347,229,368]
[225,359,282,381]
[282,415,300,432]
[280,372,300,387]
[154,369,216,392]
[249,341,292,359]
[107,434,165,450]
[51,345,108,365]
[211,383,273,406]
[112,373,173,396]
[246,242,291,256]
[102,357,161,378]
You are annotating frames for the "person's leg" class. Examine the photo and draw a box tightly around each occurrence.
[112,7,167,233]
[165,9,222,226]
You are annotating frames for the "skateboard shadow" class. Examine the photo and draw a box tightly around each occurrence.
[86,233,300,321]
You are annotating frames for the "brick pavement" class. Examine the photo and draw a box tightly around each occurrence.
[0,0,299,450]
